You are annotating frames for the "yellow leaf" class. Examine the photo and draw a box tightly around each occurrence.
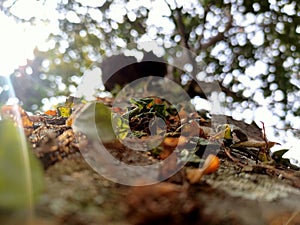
[57,105,72,118]
[210,124,232,140]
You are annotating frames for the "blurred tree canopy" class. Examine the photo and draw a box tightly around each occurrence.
[0,0,299,133]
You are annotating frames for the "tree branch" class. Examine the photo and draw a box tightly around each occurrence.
[165,0,191,51]
[200,7,232,50]
[174,7,190,50]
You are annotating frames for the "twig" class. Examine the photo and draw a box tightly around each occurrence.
[200,6,232,50]
[284,208,300,225]
[225,146,300,188]
[260,121,270,149]
[224,147,245,167]
[174,7,190,50]
[251,163,300,188]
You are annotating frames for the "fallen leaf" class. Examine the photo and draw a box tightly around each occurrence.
[210,124,231,141]
[163,136,187,148]
[231,140,279,148]
[201,154,220,175]
[44,109,57,116]
[178,107,188,123]
[1,105,33,127]
[181,120,204,137]
[186,154,220,184]
[57,105,72,118]
[160,137,187,159]
[65,117,73,127]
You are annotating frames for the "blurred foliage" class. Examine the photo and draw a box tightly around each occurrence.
[93,102,116,143]
[0,120,44,209]
[0,0,299,133]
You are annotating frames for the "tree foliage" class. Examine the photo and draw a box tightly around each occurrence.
[0,0,299,133]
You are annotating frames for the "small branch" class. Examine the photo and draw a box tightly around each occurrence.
[200,7,232,50]
[194,4,210,52]
[174,7,190,50]
[251,163,300,188]
[260,121,269,148]
[224,147,245,167]
[165,0,192,51]
[166,2,198,81]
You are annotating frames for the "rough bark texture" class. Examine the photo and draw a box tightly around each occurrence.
[2,148,300,225]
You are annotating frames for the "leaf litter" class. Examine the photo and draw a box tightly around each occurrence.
[1,96,300,225]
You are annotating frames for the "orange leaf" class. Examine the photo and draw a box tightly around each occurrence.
[44,109,57,116]
[186,154,220,184]
[160,136,187,159]
[163,137,179,148]
[201,154,220,175]
[163,136,187,148]
[1,105,33,127]
[65,117,73,127]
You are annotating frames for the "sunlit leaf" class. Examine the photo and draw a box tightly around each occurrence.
[0,121,44,209]
[57,105,72,118]
[1,105,33,127]
[213,124,232,140]
[44,109,57,116]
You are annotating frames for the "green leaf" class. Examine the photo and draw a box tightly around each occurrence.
[95,103,116,143]
[0,121,44,209]
[272,149,289,160]
[112,114,130,140]
[130,97,153,109]
[151,104,167,118]
[271,149,297,168]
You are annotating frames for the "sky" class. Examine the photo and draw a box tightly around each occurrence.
[0,0,58,76]
[0,0,299,164]
[0,12,36,75]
